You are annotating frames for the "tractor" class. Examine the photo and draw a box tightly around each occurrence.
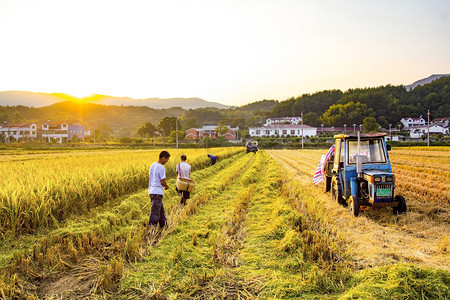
[323,132,406,217]
[246,140,258,153]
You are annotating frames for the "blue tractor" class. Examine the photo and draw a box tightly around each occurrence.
[323,132,406,217]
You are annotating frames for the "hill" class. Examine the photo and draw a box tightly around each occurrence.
[404,74,450,91]
[0,91,230,109]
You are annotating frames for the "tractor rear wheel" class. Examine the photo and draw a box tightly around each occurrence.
[331,175,344,205]
[393,195,407,214]
[349,195,359,217]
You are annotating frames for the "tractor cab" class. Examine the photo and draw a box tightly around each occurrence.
[323,132,406,216]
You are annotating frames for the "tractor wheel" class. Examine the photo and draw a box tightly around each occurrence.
[331,175,344,205]
[393,195,407,214]
[349,195,359,217]
[324,176,332,193]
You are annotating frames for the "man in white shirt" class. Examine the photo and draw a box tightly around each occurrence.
[176,154,191,205]
[148,150,170,227]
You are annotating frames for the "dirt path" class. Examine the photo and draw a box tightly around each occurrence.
[267,150,450,271]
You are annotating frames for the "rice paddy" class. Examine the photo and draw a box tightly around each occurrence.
[0,147,448,299]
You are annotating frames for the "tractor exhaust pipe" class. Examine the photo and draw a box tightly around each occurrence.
[357,131,363,178]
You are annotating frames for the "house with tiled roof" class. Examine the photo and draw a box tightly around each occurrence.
[0,122,38,142]
[249,124,317,137]
[265,116,302,126]
[41,120,84,143]
[185,125,239,141]
[400,116,426,128]
[0,120,84,143]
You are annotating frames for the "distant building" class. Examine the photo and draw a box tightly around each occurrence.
[408,124,448,139]
[41,120,84,143]
[400,116,426,128]
[265,117,302,126]
[0,120,84,143]
[185,125,239,141]
[432,117,449,128]
[0,122,38,142]
[249,124,317,137]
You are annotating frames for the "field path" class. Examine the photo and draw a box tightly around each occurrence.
[267,149,450,271]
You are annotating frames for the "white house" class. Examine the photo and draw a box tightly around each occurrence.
[400,116,426,128]
[249,124,317,138]
[432,117,449,128]
[41,120,84,143]
[408,124,448,138]
[0,122,38,142]
[265,117,302,126]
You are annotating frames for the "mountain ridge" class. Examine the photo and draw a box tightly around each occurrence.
[0,91,230,109]
[405,74,450,91]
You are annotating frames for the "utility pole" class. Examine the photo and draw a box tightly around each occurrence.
[344,124,347,133]
[301,112,304,149]
[82,103,85,147]
[389,124,392,141]
[176,116,179,149]
[427,110,430,147]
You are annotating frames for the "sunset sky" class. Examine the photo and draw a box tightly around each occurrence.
[0,0,449,106]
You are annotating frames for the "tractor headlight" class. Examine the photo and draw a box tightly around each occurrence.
[374,177,382,183]
[385,176,393,182]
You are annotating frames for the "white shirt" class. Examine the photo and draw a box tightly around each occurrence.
[176,161,191,179]
[148,162,166,195]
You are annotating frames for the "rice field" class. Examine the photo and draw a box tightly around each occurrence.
[0,147,448,299]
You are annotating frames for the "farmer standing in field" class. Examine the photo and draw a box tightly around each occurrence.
[176,154,191,205]
[148,150,170,228]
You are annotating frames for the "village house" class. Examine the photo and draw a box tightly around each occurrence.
[0,120,84,143]
[400,116,426,128]
[249,124,317,138]
[185,125,239,141]
[0,122,38,142]
[265,116,302,126]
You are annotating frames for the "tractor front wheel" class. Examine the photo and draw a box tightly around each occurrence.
[349,195,359,217]
[393,195,407,214]
[331,176,344,205]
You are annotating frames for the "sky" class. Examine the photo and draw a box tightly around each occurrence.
[0,0,449,106]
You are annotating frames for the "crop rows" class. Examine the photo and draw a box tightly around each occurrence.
[0,147,242,236]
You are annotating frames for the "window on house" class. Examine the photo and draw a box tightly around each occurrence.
[290,130,295,135]
[282,130,287,135]
[256,130,260,135]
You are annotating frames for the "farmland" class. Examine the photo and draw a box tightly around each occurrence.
[0,147,449,299]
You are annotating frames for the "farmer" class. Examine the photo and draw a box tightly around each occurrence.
[207,154,217,165]
[148,150,170,228]
[176,154,191,205]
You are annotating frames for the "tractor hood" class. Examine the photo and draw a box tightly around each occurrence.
[363,170,393,177]
[363,170,395,184]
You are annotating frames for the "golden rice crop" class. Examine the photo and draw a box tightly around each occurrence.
[0,147,243,236]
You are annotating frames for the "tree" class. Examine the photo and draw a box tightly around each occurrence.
[215,121,229,136]
[94,124,113,142]
[138,122,157,140]
[182,118,200,130]
[362,116,380,132]
[321,101,373,126]
[168,130,185,143]
[158,117,181,136]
